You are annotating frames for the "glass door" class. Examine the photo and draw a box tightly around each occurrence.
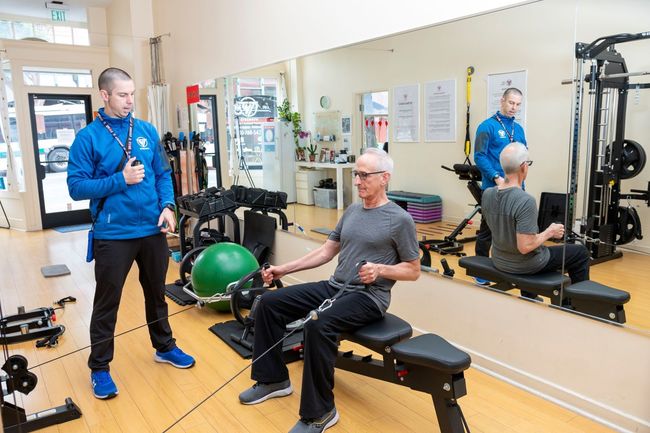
[198,94,222,188]
[28,93,93,228]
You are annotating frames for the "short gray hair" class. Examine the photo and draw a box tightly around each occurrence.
[500,142,528,175]
[363,147,394,174]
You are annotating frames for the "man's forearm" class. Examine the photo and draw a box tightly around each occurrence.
[376,260,421,281]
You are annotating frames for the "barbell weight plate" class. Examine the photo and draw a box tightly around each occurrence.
[619,139,646,180]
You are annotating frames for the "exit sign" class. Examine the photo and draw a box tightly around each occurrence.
[51,10,66,22]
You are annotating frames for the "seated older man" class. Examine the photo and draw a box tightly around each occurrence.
[238,148,420,433]
[480,142,590,287]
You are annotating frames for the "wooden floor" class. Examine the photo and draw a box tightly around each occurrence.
[0,226,623,433]
[289,204,650,331]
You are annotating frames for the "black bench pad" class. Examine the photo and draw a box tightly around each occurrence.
[392,334,471,374]
[564,281,630,304]
[459,256,570,296]
[341,313,412,354]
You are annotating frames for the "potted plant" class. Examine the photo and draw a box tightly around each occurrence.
[306,141,318,162]
[278,98,303,149]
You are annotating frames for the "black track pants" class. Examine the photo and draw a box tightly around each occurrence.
[251,281,382,419]
[89,233,175,372]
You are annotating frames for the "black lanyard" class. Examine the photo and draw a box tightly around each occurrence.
[493,113,515,143]
[97,112,134,158]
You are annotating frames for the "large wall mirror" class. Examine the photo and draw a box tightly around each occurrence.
[193,0,649,333]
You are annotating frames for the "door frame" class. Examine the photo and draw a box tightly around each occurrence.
[28,92,93,229]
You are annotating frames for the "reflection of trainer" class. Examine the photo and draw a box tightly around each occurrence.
[481,143,590,286]
[67,68,195,401]
[238,148,420,432]
[474,88,526,259]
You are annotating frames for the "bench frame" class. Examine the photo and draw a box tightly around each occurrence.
[336,326,469,433]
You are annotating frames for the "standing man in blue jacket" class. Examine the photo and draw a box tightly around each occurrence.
[474,88,526,264]
[67,68,195,400]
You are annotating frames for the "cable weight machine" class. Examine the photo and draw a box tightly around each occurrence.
[566,31,650,263]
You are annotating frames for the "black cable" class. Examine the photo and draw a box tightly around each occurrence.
[28,306,194,371]
[162,321,304,432]
[162,261,367,432]
[54,296,76,307]
[456,400,472,432]
[29,266,273,370]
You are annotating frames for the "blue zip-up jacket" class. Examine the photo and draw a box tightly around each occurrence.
[474,112,527,190]
[67,108,174,240]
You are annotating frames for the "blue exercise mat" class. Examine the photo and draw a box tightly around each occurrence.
[53,223,92,233]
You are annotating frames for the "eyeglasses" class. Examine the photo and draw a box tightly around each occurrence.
[521,160,533,167]
[352,170,385,180]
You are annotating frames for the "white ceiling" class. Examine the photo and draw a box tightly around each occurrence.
[0,0,112,23]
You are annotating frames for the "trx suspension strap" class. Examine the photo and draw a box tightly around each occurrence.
[464,66,475,164]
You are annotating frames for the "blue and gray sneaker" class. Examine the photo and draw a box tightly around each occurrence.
[154,347,195,368]
[473,277,491,286]
[91,370,118,399]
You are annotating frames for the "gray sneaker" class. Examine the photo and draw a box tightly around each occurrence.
[289,408,339,433]
[239,380,292,405]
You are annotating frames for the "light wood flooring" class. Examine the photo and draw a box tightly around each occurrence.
[0,225,625,433]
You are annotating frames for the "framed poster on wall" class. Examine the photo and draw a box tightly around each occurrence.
[424,79,456,142]
[393,84,419,142]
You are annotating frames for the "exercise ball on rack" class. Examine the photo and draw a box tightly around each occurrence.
[191,242,259,312]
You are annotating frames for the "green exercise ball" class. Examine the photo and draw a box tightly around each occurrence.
[191,242,259,312]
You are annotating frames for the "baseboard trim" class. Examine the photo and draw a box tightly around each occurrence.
[411,327,650,433]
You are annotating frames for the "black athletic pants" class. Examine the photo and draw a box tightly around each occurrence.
[251,281,382,420]
[537,244,590,284]
[89,233,175,372]
[475,218,492,258]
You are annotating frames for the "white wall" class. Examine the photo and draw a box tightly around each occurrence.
[296,0,650,252]
[273,229,650,433]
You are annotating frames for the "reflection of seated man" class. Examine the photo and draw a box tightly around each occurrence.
[238,148,420,433]
[481,142,589,292]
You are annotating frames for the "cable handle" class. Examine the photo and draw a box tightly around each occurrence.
[309,259,368,321]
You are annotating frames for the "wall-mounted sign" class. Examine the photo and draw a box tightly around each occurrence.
[186,84,200,104]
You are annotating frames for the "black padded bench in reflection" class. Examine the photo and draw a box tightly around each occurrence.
[564,280,630,323]
[458,256,630,323]
[337,313,471,433]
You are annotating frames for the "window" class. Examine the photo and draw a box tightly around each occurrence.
[0,20,13,39]
[53,25,73,45]
[0,62,24,190]
[0,19,89,46]
[22,67,93,88]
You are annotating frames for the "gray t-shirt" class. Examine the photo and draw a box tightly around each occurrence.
[481,186,550,274]
[327,201,420,313]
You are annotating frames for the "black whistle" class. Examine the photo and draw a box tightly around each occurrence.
[132,159,142,166]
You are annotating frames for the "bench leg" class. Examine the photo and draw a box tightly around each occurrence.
[431,395,467,433]
[569,299,626,323]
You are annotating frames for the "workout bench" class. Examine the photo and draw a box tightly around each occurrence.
[458,256,630,323]
[337,313,471,433]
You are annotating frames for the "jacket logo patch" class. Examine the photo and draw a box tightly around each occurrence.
[498,130,506,139]
[137,137,149,149]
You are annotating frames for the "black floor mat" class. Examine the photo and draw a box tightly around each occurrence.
[209,319,304,363]
[165,283,197,306]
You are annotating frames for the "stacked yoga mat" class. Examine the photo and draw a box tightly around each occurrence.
[386,191,442,223]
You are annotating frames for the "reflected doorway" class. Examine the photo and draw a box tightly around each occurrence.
[361,91,389,151]
[28,93,93,228]
[198,94,222,188]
